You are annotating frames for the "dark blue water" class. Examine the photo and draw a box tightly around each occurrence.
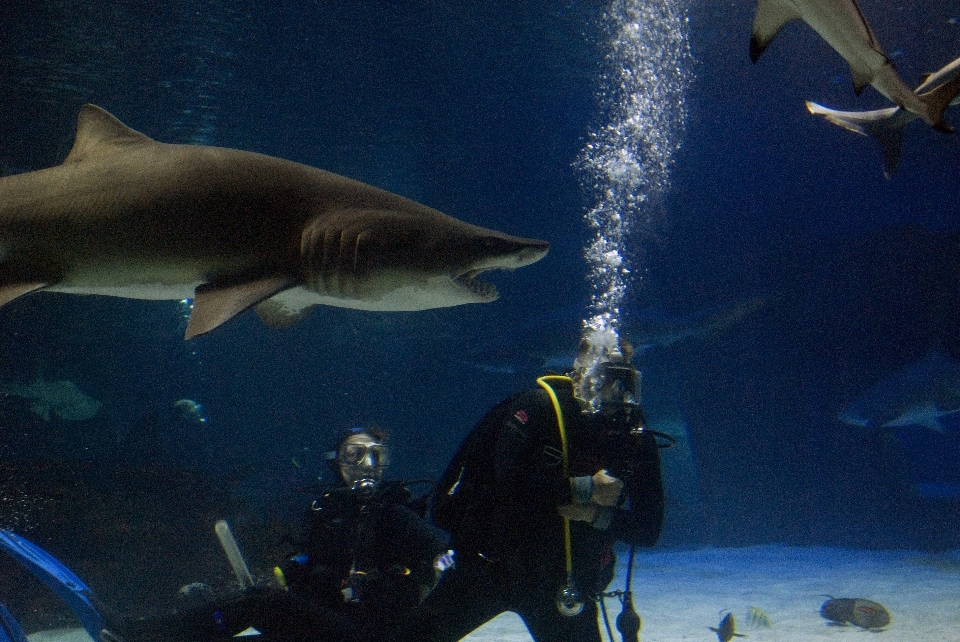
[0,0,959,626]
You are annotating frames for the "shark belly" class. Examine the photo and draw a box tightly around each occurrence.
[267,275,481,314]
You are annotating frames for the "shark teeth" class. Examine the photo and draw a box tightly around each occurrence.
[454,269,498,300]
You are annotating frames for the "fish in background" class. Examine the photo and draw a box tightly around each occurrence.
[750,0,960,131]
[114,398,212,473]
[820,596,891,630]
[0,377,101,421]
[709,611,747,642]
[462,296,766,375]
[839,351,960,432]
[806,56,960,177]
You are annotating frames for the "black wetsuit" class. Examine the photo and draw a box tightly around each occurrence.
[406,379,664,642]
[118,482,449,642]
[277,481,450,641]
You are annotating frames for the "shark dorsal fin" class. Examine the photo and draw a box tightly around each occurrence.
[63,104,155,165]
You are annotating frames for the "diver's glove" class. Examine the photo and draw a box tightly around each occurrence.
[341,571,369,604]
[432,550,455,573]
[590,469,623,507]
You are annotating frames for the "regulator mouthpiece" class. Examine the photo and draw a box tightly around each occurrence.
[352,478,378,497]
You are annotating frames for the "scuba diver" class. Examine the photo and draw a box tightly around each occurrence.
[0,426,452,642]
[404,334,666,642]
[272,426,453,641]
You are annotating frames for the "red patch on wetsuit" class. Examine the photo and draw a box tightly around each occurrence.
[514,410,529,424]
[600,545,614,569]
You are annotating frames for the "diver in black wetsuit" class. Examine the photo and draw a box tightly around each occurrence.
[274,426,453,641]
[108,426,452,642]
[405,336,665,642]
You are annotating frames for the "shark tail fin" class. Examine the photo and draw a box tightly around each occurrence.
[916,73,960,133]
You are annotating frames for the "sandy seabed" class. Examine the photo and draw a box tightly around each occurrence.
[27,545,960,642]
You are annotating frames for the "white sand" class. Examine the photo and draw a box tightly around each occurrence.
[461,545,960,642]
[27,546,960,642]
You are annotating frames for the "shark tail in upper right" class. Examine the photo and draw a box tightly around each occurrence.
[912,72,960,133]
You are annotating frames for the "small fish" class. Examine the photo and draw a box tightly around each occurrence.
[820,596,891,630]
[747,606,772,629]
[174,398,207,424]
[709,611,747,642]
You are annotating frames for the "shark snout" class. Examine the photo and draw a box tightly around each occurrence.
[472,234,550,270]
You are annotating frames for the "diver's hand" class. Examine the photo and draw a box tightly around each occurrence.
[591,469,623,507]
[557,503,599,522]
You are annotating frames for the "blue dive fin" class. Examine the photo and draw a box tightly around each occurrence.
[0,530,105,641]
[0,603,29,642]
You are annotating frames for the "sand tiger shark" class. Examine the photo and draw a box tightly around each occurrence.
[806,56,960,177]
[0,104,549,339]
[750,0,960,132]
[839,351,960,433]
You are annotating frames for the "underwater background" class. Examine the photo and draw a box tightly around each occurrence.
[0,0,959,631]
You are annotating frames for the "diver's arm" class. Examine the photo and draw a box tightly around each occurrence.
[386,503,452,600]
[604,432,665,545]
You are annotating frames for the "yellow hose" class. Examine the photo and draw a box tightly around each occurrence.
[536,375,574,581]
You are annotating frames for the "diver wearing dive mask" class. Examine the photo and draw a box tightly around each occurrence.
[97,424,451,642]
[337,432,391,496]
[407,334,666,642]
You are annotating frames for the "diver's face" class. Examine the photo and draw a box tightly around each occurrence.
[338,433,388,491]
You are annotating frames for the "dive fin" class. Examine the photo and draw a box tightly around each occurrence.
[0,530,106,642]
[185,276,296,339]
[0,604,29,642]
[851,65,874,96]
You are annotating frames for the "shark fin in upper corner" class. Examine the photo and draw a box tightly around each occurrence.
[63,104,155,165]
[750,0,802,62]
[185,276,296,339]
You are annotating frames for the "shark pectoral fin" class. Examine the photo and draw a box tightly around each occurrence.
[805,102,871,137]
[750,0,801,62]
[254,298,316,329]
[0,282,47,307]
[185,276,296,339]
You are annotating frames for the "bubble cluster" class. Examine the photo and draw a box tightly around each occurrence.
[575,0,692,364]
[0,468,47,532]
